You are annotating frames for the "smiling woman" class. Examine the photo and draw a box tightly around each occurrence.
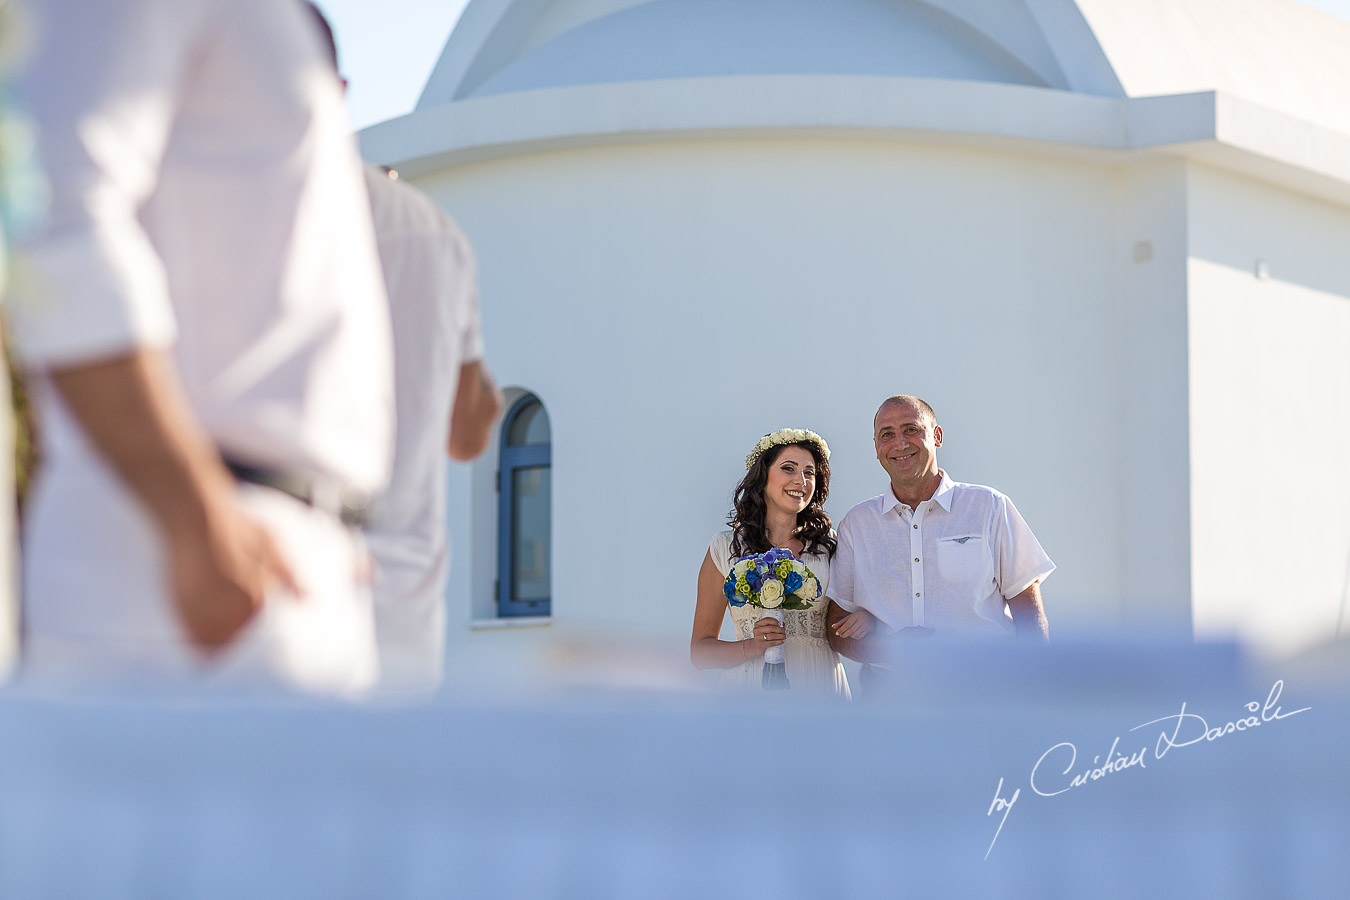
[689,428,851,698]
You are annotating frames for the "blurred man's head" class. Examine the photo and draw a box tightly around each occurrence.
[303,2,345,87]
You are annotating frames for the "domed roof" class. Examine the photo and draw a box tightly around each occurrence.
[367,0,1350,207]
[458,0,1052,99]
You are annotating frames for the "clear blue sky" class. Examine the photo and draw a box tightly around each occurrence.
[320,0,1350,132]
[314,0,471,130]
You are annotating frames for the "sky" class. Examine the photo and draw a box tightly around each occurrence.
[319,0,1350,132]
[314,0,471,130]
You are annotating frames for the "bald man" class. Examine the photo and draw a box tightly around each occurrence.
[827,396,1052,689]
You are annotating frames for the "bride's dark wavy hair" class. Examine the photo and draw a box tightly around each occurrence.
[728,441,836,561]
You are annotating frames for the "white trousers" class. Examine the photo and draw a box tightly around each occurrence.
[369,566,447,699]
[21,451,378,697]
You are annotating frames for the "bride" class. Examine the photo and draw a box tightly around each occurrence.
[690,428,851,697]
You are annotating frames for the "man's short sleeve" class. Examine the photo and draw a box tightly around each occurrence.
[993,494,1055,600]
[830,516,859,611]
[9,0,199,366]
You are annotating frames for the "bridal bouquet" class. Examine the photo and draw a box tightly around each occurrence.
[723,548,822,690]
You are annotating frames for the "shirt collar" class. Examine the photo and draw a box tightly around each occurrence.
[930,469,956,511]
[880,489,904,515]
[880,469,956,514]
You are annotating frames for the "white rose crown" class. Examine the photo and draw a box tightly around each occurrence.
[744,428,831,471]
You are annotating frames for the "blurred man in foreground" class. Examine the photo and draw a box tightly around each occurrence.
[9,0,393,694]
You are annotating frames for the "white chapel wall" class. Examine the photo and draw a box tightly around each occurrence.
[1186,162,1350,658]
[418,135,1172,677]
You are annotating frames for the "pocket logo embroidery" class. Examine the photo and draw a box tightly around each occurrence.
[945,536,978,544]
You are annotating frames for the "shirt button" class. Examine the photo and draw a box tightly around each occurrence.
[914,558,920,563]
[913,524,918,529]
[915,592,921,597]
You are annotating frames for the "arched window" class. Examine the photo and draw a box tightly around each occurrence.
[497,394,551,617]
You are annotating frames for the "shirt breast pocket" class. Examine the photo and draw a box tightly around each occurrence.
[937,534,992,593]
[940,534,981,547]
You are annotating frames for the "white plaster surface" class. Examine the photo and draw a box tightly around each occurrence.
[1078,0,1350,135]
[1187,165,1350,656]
[420,138,1154,678]
[1112,160,1194,636]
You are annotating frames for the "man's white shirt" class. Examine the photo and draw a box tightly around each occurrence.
[362,167,485,694]
[831,471,1054,637]
[10,0,393,493]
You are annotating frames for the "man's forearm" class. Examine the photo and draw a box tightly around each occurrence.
[49,348,298,649]
[830,632,892,663]
[448,361,501,461]
[1007,582,1049,642]
[48,349,234,534]
[826,600,891,663]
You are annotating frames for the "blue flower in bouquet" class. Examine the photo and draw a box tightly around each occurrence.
[783,569,803,594]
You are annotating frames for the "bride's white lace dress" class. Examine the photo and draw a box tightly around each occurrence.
[708,531,850,699]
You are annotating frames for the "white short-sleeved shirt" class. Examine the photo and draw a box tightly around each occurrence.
[831,471,1053,638]
[362,167,484,693]
[11,0,392,493]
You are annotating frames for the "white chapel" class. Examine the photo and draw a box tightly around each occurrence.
[359,0,1350,684]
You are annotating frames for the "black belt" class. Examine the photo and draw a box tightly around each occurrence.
[222,456,372,528]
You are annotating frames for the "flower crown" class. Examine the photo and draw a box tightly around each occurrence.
[745,428,831,471]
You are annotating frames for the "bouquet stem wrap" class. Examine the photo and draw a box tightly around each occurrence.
[762,609,785,666]
[761,609,789,691]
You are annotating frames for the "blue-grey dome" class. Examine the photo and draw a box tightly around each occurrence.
[462,0,1051,98]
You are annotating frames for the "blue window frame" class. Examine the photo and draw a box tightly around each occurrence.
[497,394,551,617]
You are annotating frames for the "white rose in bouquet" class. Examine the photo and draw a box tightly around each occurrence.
[759,579,784,609]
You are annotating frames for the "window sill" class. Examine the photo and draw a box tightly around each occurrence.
[468,616,553,631]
